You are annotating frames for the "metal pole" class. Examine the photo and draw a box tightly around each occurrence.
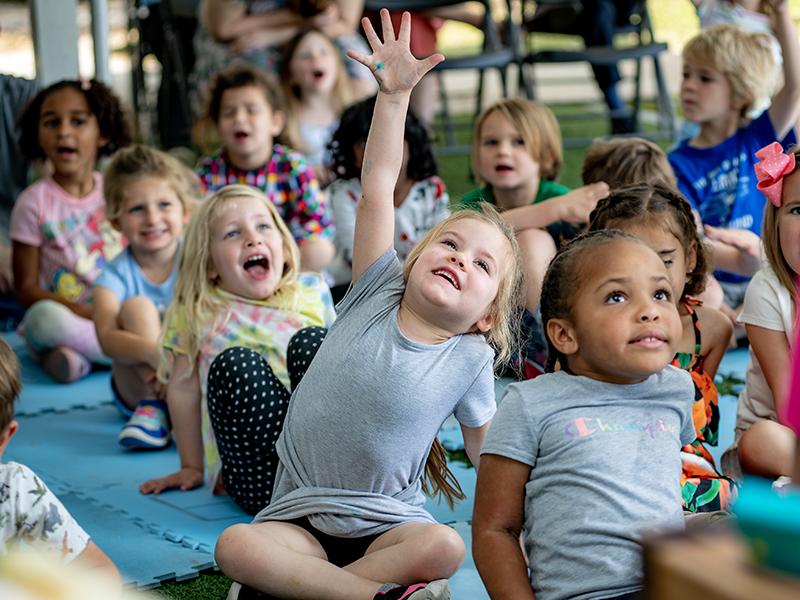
[90,0,112,84]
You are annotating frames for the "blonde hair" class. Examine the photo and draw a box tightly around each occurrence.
[763,146,800,301]
[471,98,563,183]
[158,185,301,378]
[280,28,353,155]
[104,144,199,224]
[682,24,778,121]
[0,338,20,433]
[403,204,524,507]
[581,137,677,189]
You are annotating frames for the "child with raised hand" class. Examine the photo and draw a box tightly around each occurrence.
[727,142,800,479]
[588,183,735,513]
[669,2,800,314]
[213,11,524,600]
[93,145,198,450]
[139,184,335,512]
[327,94,449,290]
[11,79,131,383]
[473,229,696,600]
[280,27,353,186]
[457,98,609,314]
[0,339,119,582]
[196,63,335,272]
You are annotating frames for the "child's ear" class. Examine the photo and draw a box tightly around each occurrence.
[0,420,19,457]
[270,110,286,137]
[546,318,579,356]
[97,134,110,150]
[474,311,495,333]
[686,240,697,274]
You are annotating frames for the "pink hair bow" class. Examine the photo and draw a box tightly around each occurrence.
[754,142,795,208]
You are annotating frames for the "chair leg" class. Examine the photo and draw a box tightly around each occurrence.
[651,53,675,139]
[436,71,457,150]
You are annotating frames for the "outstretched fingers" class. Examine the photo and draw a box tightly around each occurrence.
[360,15,382,51]
[381,8,397,44]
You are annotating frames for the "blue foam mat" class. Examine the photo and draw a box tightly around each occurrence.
[1,332,113,416]
[5,337,751,593]
[55,489,216,589]
[6,404,250,554]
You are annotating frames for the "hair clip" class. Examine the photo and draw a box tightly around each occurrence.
[754,142,795,208]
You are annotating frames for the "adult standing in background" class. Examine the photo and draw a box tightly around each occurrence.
[190,0,375,114]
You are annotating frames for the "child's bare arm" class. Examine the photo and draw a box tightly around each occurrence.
[12,241,92,318]
[473,454,536,599]
[462,422,491,470]
[695,304,734,379]
[92,287,160,369]
[140,354,204,494]
[767,0,800,139]
[704,226,763,277]
[501,182,609,232]
[746,323,790,411]
[346,10,443,282]
[75,540,121,587]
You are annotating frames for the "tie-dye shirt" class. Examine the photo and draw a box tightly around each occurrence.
[196,144,334,245]
[10,174,125,304]
[0,462,89,560]
[162,273,336,487]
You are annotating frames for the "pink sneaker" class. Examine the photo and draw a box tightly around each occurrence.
[41,346,91,383]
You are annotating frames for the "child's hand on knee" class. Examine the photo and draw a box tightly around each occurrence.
[140,467,203,494]
[347,9,443,95]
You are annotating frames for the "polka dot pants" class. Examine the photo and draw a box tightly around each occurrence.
[206,326,326,514]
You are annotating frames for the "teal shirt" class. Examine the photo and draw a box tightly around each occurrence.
[456,179,571,211]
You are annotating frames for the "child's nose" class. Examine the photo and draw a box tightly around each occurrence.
[639,303,660,322]
[449,254,465,269]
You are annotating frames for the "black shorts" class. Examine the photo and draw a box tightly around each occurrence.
[287,517,382,568]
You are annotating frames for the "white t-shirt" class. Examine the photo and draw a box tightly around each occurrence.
[736,266,794,430]
[0,462,89,560]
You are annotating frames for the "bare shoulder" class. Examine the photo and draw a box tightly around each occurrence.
[695,304,733,350]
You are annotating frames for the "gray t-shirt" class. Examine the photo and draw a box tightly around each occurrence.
[482,367,695,600]
[255,249,496,536]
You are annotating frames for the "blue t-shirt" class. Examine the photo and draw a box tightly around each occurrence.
[668,112,796,281]
[93,245,180,315]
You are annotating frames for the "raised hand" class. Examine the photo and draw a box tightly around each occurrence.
[347,9,444,95]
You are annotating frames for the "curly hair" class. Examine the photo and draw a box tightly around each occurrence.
[540,229,644,373]
[328,95,437,181]
[18,79,132,160]
[587,183,709,299]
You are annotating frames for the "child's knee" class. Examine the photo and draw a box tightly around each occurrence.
[209,347,263,385]
[118,296,160,329]
[739,420,794,475]
[215,524,253,574]
[415,525,466,578]
[22,300,72,349]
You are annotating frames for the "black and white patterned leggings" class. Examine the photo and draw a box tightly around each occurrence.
[206,326,326,514]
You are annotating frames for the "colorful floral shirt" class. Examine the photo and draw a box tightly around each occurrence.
[162,273,336,487]
[10,174,125,303]
[196,144,334,245]
[0,462,89,560]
